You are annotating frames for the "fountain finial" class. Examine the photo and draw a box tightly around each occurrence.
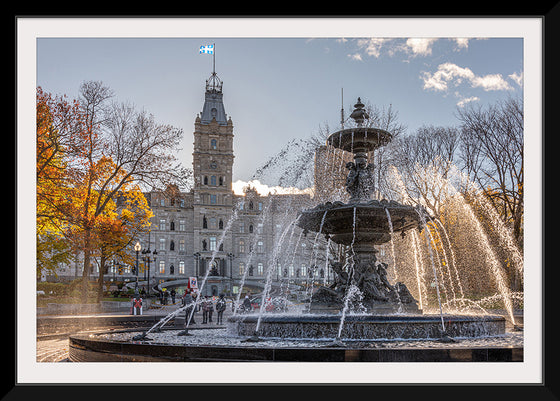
[349,97,369,127]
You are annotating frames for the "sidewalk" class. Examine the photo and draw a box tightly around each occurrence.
[36,300,235,336]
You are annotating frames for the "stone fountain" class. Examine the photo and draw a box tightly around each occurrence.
[297,97,425,314]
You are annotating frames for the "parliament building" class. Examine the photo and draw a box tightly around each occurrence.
[45,69,333,297]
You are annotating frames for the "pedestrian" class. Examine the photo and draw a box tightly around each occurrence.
[208,297,214,323]
[242,295,252,313]
[202,296,211,324]
[215,293,226,325]
[182,290,196,325]
[163,290,169,305]
[170,288,176,304]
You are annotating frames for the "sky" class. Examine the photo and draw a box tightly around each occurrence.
[35,19,525,189]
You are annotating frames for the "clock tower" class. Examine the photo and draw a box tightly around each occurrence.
[192,69,235,289]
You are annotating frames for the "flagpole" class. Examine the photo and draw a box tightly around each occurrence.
[213,43,216,75]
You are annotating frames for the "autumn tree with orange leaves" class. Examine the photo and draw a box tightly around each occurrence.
[37,81,191,302]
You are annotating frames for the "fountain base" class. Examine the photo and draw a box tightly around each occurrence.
[227,314,505,340]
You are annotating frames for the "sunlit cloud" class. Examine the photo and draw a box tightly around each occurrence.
[404,38,438,56]
[232,179,313,197]
[421,62,513,92]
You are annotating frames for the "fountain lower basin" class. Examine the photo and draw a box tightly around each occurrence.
[228,313,506,340]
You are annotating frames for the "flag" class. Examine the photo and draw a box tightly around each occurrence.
[199,44,214,54]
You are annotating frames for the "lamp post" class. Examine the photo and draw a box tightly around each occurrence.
[134,242,141,293]
[142,247,157,297]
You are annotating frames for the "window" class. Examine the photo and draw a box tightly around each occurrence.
[210,195,217,204]
[257,223,263,234]
[211,176,216,186]
[160,198,165,206]
[170,264,175,274]
[179,261,185,275]
[239,262,245,275]
[219,219,223,229]
[180,198,185,207]
[159,260,165,274]
[257,262,264,276]
[238,239,245,254]
[159,219,166,230]
[301,264,307,277]
[179,220,186,231]
[289,264,294,277]
[257,241,264,253]
[239,222,245,233]
[249,224,253,233]
[258,202,263,211]
[209,237,217,251]
[209,217,217,229]
[179,239,185,252]
[210,139,217,149]
[159,238,165,251]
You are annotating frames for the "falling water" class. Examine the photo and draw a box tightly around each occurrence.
[336,207,357,339]
[185,207,240,328]
[254,221,298,334]
[410,231,426,311]
[384,208,398,280]
[233,199,272,315]
[305,210,329,310]
[137,206,240,337]
[433,217,465,302]
[456,195,516,324]
[416,208,446,333]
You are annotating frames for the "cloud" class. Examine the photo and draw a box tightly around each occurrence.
[453,38,469,50]
[355,38,390,58]
[421,62,513,92]
[508,71,524,87]
[456,96,480,107]
[348,53,362,61]
[405,38,438,56]
[232,179,313,197]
